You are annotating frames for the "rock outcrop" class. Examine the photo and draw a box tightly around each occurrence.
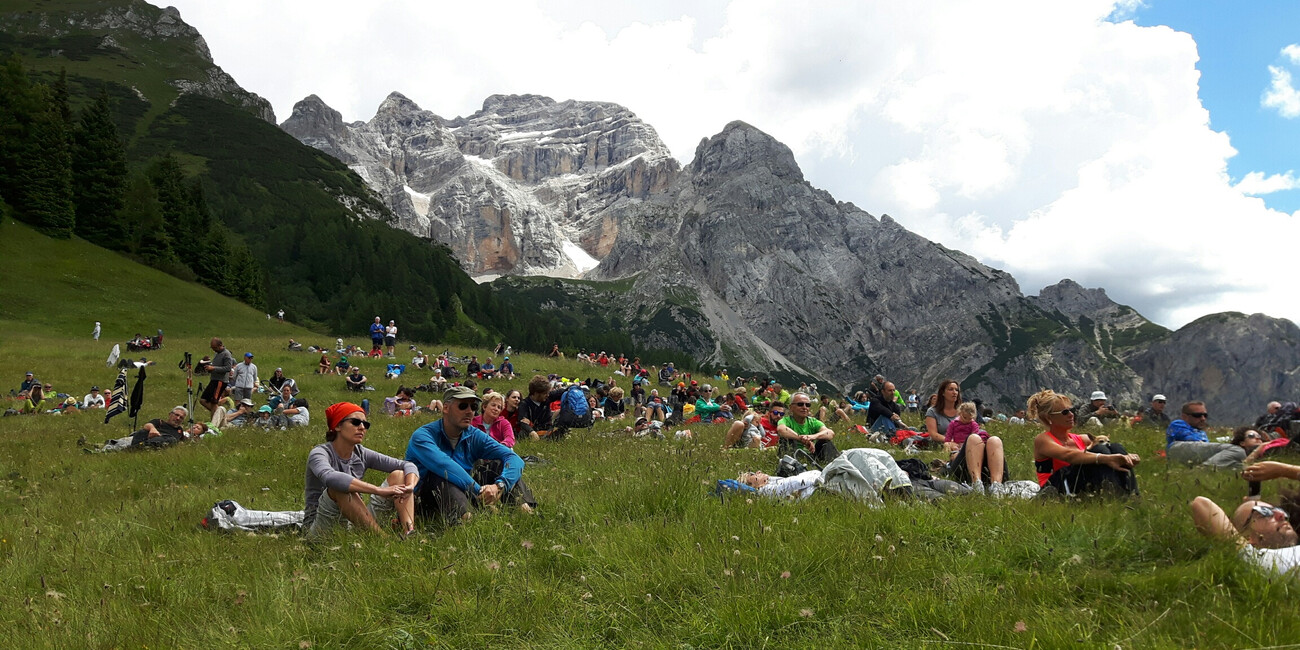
[0,1,275,123]
[282,92,679,276]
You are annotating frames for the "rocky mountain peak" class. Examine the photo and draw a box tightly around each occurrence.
[1036,279,1120,318]
[691,120,803,183]
[478,93,557,116]
[376,91,424,116]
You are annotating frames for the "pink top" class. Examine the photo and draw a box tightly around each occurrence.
[471,414,515,448]
[944,418,989,445]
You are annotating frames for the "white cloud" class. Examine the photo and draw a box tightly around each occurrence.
[157,0,1300,328]
[1263,64,1300,118]
[1235,171,1300,195]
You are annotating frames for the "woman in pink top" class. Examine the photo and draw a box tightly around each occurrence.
[472,392,516,448]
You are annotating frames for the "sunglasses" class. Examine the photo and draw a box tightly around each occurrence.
[1248,503,1289,524]
[1051,407,1078,417]
[792,402,812,407]
[770,410,785,417]
[1188,412,1209,419]
[342,417,371,429]
[453,401,479,412]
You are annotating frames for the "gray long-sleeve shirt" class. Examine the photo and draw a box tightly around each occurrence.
[303,442,418,528]
[208,348,235,383]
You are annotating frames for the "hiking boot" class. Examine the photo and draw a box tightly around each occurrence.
[969,481,986,495]
[988,482,1005,498]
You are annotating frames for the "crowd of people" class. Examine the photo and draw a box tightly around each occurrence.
[18,326,1300,577]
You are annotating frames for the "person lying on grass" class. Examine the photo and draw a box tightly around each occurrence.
[1028,389,1140,496]
[1192,484,1300,575]
[303,402,418,538]
[88,406,192,452]
[404,386,536,527]
[739,470,822,501]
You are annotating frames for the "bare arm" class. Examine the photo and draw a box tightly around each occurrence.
[1191,496,1241,542]
[923,416,944,443]
[1243,461,1300,482]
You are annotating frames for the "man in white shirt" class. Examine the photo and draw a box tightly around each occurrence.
[82,385,106,409]
[231,352,259,402]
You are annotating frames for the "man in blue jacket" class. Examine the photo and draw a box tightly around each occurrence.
[406,386,535,525]
[1165,400,1244,468]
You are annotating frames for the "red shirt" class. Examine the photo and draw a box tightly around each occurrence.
[1034,431,1087,486]
[758,416,780,449]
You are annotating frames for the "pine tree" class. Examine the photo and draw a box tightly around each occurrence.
[20,83,75,238]
[72,90,128,247]
[119,170,176,267]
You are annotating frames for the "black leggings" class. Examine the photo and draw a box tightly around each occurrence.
[1044,442,1139,496]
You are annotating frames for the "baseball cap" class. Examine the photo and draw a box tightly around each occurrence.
[443,385,481,403]
[90,386,100,391]
[245,352,254,358]
[1153,394,1167,402]
[1090,391,1107,401]
[258,405,273,413]
[25,372,33,376]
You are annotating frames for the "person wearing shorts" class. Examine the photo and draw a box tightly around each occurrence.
[303,402,418,538]
[200,338,234,414]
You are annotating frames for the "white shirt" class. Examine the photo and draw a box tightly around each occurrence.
[83,393,105,408]
[1243,544,1300,574]
[386,325,397,338]
[232,362,259,389]
[758,470,821,501]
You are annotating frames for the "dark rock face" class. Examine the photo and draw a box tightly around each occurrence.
[282,92,679,276]
[1125,313,1300,423]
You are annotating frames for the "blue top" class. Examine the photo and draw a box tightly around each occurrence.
[405,418,523,494]
[1166,418,1209,446]
[370,322,385,337]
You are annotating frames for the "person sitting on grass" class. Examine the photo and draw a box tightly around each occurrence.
[498,356,515,380]
[602,387,627,420]
[867,381,907,435]
[722,411,769,450]
[643,389,670,423]
[303,402,418,538]
[480,358,497,379]
[472,392,515,448]
[334,355,351,376]
[22,383,48,414]
[944,401,1007,495]
[82,385,105,410]
[404,386,536,526]
[223,398,255,428]
[1028,389,1140,496]
[920,379,963,450]
[317,353,331,375]
[777,392,839,465]
[344,366,367,392]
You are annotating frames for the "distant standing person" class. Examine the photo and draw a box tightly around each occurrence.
[231,352,259,402]
[277,309,285,323]
[92,321,101,341]
[200,338,235,415]
[385,320,397,358]
[369,317,385,355]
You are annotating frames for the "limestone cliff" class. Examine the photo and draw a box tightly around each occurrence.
[282,92,678,276]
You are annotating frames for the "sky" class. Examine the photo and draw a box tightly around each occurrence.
[154,0,1300,329]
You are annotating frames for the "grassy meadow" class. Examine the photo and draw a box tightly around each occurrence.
[1,220,1297,648]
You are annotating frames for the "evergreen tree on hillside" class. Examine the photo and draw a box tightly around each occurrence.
[119,170,179,269]
[72,90,128,247]
[0,56,74,238]
[148,153,206,249]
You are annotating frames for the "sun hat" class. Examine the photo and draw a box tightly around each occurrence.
[1153,394,1167,402]
[1090,391,1107,401]
[443,385,481,403]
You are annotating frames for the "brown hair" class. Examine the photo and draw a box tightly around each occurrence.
[1181,400,1206,416]
[528,375,549,397]
[935,379,960,412]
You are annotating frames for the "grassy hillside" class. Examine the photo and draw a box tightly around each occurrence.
[0,220,1297,647]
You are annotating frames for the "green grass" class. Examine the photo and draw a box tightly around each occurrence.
[1,220,1298,647]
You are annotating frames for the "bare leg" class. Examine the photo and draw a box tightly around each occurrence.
[388,470,415,534]
[722,421,744,449]
[326,488,383,533]
[964,435,987,484]
[985,436,1005,483]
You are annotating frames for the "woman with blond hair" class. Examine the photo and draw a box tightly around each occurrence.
[1028,389,1141,496]
[472,392,516,448]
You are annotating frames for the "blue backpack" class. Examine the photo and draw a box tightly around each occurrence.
[561,386,589,417]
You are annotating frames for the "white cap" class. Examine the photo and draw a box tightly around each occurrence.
[1090,391,1107,401]
[1152,394,1167,402]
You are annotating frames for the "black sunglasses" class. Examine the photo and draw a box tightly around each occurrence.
[1188,412,1208,418]
[1051,407,1078,417]
[454,401,479,412]
[770,410,785,417]
[342,417,371,429]
[792,402,812,407]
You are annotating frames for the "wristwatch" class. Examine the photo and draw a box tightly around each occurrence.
[495,479,508,491]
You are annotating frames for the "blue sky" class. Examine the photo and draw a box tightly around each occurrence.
[1133,0,1300,212]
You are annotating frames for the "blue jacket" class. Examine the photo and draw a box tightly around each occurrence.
[1166,418,1209,446]
[405,419,523,494]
